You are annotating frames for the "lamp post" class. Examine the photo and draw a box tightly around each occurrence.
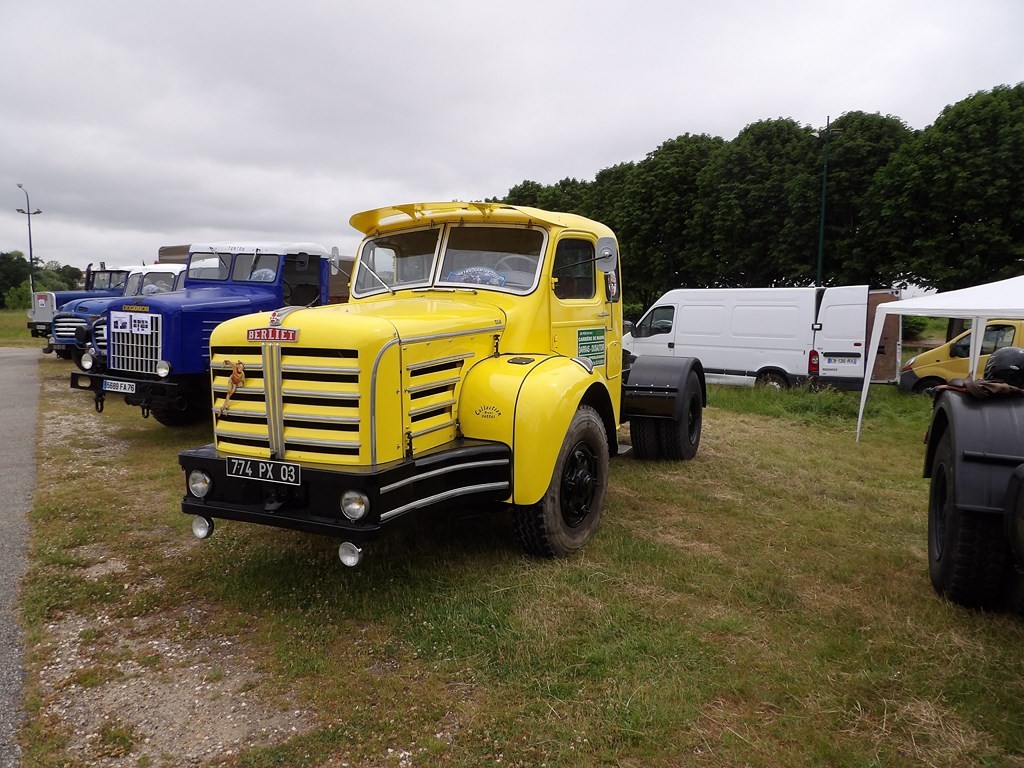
[15,183,42,295]
[815,117,840,287]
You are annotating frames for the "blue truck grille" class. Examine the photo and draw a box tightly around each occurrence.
[109,315,162,374]
[52,315,87,342]
[94,318,108,353]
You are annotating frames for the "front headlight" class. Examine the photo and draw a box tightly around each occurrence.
[188,470,212,498]
[156,360,172,378]
[81,352,95,371]
[340,490,370,521]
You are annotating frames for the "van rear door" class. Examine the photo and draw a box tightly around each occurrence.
[814,285,869,390]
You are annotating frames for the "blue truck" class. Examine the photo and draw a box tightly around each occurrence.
[70,242,344,426]
[27,265,134,355]
[51,263,186,368]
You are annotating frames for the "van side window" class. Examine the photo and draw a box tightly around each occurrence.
[553,239,595,300]
[635,306,675,338]
[982,324,1016,355]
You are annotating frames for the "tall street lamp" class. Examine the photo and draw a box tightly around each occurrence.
[16,183,42,295]
[815,117,841,287]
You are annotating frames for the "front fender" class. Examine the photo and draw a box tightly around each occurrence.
[460,355,601,506]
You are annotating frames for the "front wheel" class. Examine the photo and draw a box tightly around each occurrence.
[513,405,609,558]
[928,429,1008,607]
[756,371,788,390]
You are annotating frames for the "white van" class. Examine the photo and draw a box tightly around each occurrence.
[624,286,901,390]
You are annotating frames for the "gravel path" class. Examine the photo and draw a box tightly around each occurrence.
[0,347,38,768]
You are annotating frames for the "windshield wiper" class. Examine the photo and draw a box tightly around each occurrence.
[360,263,395,295]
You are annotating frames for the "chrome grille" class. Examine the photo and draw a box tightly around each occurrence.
[52,315,87,342]
[94,318,108,353]
[212,345,362,463]
[108,314,162,374]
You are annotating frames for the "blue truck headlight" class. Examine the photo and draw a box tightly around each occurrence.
[81,352,95,370]
[156,360,172,378]
[340,490,369,521]
[188,470,212,498]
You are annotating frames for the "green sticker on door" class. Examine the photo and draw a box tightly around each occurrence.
[577,328,606,365]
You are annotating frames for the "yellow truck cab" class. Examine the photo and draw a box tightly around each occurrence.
[179,202,705,564]
[900,319,1024,393]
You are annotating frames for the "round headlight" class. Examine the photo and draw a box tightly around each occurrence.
[156,360,172,378]
[81,352,95,371]
[192,515,215,539]
[340,490,370,521]
[188,469,212,498]
[338,541,363,567]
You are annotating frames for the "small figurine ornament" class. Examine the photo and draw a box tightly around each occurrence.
[219,360,246,416]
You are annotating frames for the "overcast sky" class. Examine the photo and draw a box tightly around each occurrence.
[2,0,1022,271]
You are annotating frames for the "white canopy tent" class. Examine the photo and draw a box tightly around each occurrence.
[856,275,1024,441]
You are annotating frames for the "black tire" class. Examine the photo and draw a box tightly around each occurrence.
[913,377,945,394]
[513,405,609,557]
[756,371,788,390]
[150,402,210,427]
[629,416,661,460]
[658,369,702,461]
[928,430,1009,607]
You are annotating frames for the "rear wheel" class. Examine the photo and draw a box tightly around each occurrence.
[513,405,609,557]
[658,369,702,460]
[756,371,787,390]
[928,430,1008,607]
[629,417,661,460]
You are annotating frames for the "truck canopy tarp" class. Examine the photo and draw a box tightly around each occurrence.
[857,275,1024,440]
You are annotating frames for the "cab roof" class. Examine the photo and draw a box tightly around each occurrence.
[187,242,330,256]
[349,201,612,238]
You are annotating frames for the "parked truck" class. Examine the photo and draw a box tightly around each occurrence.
[71,242,341,426]
[27,264,134,354]
[923,347,1024,612]
[624,285,901,390]
[178,201,707,564]
[50,263,186,368]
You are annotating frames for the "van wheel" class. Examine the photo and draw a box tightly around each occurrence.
[756,372,787,390]
[658,370,702,460]
[513,405,608,557]
[629,417,661,460]
[928,430,1008,607]
[913,377,945,394]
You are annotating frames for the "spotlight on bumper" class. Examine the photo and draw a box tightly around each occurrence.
[338,542,363,567]
[191,515,215,539]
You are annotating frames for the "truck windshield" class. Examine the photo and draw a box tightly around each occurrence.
[89,270,130,290]
[141,271,179,295]
[124,273,144,296]
[354,225,545,296]
[187,254,231,281]
[437,226,544,293]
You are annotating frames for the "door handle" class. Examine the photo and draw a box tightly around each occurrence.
[668,342,675,349]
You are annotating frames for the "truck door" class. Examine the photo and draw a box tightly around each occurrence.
[814,285,869,387]
[549,238,610,372]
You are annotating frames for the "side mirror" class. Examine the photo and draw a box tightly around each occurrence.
[595,237,618,273]
[623,320,634,335]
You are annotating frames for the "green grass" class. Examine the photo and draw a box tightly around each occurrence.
[16,358,1024,767]
[0,308,37,346]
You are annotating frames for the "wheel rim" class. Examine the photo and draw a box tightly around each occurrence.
[560,441,598,528]
[687,396,701,443]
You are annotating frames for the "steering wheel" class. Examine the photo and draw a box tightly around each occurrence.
[495,255,537,273]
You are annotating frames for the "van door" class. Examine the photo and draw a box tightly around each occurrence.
[625,303,676,358]
[814,285,869,389]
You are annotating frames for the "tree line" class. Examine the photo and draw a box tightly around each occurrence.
[0,252,83,310]
[492,84,1024,311]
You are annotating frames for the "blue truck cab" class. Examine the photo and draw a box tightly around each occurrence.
[70,242,336,426]
[27,266,134,354]
[51,264,186,368]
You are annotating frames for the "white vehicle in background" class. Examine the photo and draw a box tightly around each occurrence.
[624,285,901,390]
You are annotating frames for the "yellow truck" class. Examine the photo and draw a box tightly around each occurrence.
[178,202,706,564]
[899,320,1024,393]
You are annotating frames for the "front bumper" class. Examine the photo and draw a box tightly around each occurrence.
[179,440,512,542]
[898,369,920,393]
[28,322,51,338]
[70,370,199,411]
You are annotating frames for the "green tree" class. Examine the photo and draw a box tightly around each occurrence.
[865,84,1024,291]
[619,134,723,306]
[3,280,30,310]
[0,251,30,309]
[689,119,819,287]
[822,111,913,286]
